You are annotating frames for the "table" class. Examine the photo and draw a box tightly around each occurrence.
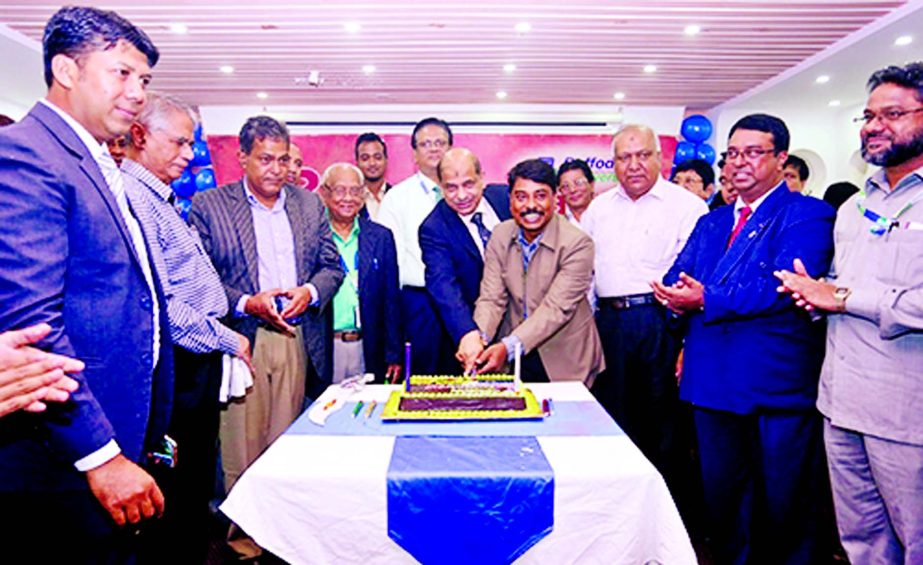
[221,382,696,564]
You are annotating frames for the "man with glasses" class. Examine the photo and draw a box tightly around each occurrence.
[191,115,342,559]
[672,158,717,204]
[557,159,596,228]
[581,124,707,483]
[655,113,835,563]
[319,163,401,384]
[121,91,252,561]
[378,117,453,374]
[776,62,923,564]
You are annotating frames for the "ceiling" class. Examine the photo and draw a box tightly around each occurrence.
[0,0,912,110]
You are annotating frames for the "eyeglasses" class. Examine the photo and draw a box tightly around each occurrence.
[853,107,923,125]
[721,147,776,161]
[326,185,364,198]
[614,150,655,164]
[559,178,590,192]
[417,139,448,150]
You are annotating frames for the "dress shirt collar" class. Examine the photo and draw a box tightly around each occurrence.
[457,195,491,223]
[329,215,361,245]
[39,98,106,161]
[243,176,286,212]
[735,181,781,217]
[417,171,439,191]
[866,165,923,195]
[121,159,174,201]
[613,175,669,202]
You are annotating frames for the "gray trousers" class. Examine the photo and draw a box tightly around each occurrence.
[825,419,923,564]
[332,338,365,384]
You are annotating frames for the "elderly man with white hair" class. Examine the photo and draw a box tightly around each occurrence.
[319,163,402,384]
[121,91,252,562]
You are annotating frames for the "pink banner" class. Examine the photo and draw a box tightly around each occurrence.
[208,133,678,192]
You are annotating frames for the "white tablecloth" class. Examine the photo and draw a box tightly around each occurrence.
[221,382,696,564]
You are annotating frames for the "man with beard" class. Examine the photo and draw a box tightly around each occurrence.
[776,61,923,564]
[355,132,391,219]
[459,159,603,384]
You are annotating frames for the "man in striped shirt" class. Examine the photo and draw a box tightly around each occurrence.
[121,91,251,562]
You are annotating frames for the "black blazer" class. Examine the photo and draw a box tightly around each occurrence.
[355,216,402,381]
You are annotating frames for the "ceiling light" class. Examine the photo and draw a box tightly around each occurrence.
[169,23,188,34]
[828,99,841,107]
[643,64,657,74]
[684,24,701,36]
[362,64,376,75]
[815,75,830,84]
[895,35,913,46]
[514,22,532,34]
[613,92,626,101]
[344,22,362,34]
[503,63,516,74]
[256,92,268,100]
[496,90,508,100]
[219,65,234,74]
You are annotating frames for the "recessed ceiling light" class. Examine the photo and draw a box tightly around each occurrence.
[895,35,913,46]
[169,23,188,34]
[613,91,626,101]
[828,99,841,107]
[684,24,701,36]
[496,90,508,100]
[514,22,532,34]
[362,64,376,75]
[256,92,268,100]
[815,75,830,84]
[219,65,235,74]
[503,63,516,74]
[344,22,362,34]
[643,64,657,74]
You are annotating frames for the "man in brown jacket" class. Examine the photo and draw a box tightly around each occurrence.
[457,159,604,384]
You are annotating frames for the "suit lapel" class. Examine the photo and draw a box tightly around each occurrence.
[227,182,261,292]
[357,218,373,297]
[284,186,309,282]
[711,188,787,283]
[442,204,482,264]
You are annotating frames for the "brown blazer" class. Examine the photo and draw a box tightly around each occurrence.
[474,214,604,386]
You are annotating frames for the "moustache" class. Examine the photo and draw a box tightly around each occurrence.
[520,209,545,216]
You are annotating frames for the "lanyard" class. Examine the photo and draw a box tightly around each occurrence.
[856,189,923,235]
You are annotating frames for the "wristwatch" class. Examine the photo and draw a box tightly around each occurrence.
[833,287,852,312]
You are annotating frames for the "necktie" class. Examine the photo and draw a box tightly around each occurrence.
[727,206,752,248]
[471,212,492,251]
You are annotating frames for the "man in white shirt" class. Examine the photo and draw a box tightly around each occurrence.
[378,117,453,374]
[581,124,707,478]
[420,148,511,371]
[557,158,596,229]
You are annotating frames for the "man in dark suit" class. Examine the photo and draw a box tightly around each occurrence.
[653,113,836,564]
[420,148,511,372]
[0,7,174,562]
[190,115,342,558]
[319,163,402,383]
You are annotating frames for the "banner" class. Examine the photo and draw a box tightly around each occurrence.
[208,133,679,191]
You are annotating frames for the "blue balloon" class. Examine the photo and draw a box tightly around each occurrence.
[674,141,697,164]
[681,114,713,143]
[191,140,211,167]
[171,169,196,198]
[194,123,204,141]
[195,167,217,191]
[175,198,193,221]
[695,143,717,165]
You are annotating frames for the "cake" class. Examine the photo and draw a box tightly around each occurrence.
[380,374,545,421]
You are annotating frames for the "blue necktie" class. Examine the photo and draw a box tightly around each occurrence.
[471,212,492,251]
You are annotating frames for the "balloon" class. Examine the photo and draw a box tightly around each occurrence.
[674,141,697,164]
[194,123,204,141]
[175,198,193,221]
[195,167,217,191]
[695,143,717,165]
[191,141,211,167]
[680,114,713,143]
[171,169,196,198]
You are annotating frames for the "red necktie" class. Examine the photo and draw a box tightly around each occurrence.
[727,206,752,248]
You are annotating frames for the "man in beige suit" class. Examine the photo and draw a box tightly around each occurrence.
[458,159,604,384]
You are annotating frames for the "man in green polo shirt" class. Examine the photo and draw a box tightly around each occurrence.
[320,163,403,383]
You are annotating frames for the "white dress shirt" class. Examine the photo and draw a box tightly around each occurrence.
[581,176,708,297]
[377,171,441,287]
[458,196,502,257]
[40,99,161,471]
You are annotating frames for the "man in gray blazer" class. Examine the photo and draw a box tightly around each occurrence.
[190,116,342,556]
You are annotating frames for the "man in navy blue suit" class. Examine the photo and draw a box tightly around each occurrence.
[319,163,403,384]
[420,148,511,372]
[653,114,835,564]
[0,7,174,562]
